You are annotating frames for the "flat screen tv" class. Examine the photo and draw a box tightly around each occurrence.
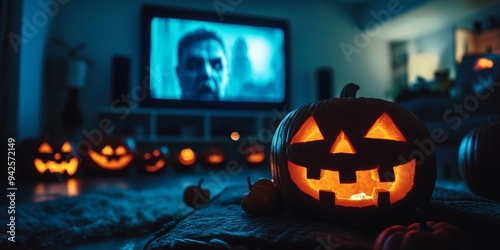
[140,5,289,110]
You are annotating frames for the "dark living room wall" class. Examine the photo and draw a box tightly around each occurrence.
[407,5,500,81]
[18,0,393,140]
[10,0,499,141]
[28,0,494,141]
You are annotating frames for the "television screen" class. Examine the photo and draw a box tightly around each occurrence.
[141,5,289,109]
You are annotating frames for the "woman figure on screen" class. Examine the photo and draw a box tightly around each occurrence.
[176,28,229,101]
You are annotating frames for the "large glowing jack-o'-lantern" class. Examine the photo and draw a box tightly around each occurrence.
[270,83,436,226]
[83,136,135,173]
[18,138,80,178]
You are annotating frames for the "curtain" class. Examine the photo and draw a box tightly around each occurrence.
[0,0,13,140]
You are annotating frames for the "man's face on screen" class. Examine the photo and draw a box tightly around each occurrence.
[177,39,228,100]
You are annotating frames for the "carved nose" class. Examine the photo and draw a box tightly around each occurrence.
[329,131,356,154]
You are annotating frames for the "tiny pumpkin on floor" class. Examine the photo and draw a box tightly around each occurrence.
[241,177,285,215]
[183,179,211,209]
[373,203,472,250]
[372,220,472,250]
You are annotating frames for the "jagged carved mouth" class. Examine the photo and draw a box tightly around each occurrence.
[288,159,416,208]
[34,158,78,176]
[144,159,166,172]
[88,150,132,170]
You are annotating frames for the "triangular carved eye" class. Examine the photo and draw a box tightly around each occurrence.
[101,145,114,155]
[364,113,406,142]
[330,131,356,154]
[61,142,72,152]
[153,149,160,157]
[39,142,53,153]
[290,116,324,144]
[115,146,127,155]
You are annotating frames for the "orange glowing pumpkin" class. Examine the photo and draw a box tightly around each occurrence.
[473,57,494,71]
[177,148,196,167]
[270,83,436,226]
[203,147,226,167]
[136,145,169,173]
[243,145,266,165]
[83,136,135,174]
[18,138,79,178]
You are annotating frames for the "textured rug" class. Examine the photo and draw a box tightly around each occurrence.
[3,181,500,250]
[145,185,500,250]
[0,185,201,250]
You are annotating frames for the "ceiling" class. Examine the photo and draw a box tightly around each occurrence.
[374,0,500,39]
[332,0,498,40]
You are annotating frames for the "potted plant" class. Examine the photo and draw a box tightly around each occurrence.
[50,38,93,89]
[48,38,93,137]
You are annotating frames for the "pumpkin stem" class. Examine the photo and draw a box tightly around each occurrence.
[247,176,253,189]
[340,83,360,98]
[417,201,433,232]
[197,178,204,188]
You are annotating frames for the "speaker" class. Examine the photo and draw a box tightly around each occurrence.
[112,56,131,101]
[316,67,334,100]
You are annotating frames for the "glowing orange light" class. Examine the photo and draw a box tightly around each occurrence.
[34,141,79,176]
[207,154,225,165]
[288,159,416,207]
[88,149,132,170]
[474,57,494,71]
[330,131,356,154]
[290,116,324,144]
[101,145,113,155]
[67,179,80,196]
[246,151,265,164]
[38,142,53,153]
[179,148,196,166]
[61,142,72,152]
[144,159,166,173]
[230,131,240,141]
[364,113,406,142]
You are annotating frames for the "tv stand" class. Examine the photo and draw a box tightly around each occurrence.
[96,107,283,144]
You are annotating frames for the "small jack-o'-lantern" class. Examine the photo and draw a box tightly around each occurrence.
[203,147,226,167]
[177,148,197,168]
[243,144,266,165]
[18,138,79,179]
[83,136,135,174]
[136,145,169,173]
[271,83,436,226]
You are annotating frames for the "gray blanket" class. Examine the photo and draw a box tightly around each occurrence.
[145,185,500,250]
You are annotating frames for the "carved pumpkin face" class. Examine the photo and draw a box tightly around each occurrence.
[203,148,226,167]
[244,145,266,165]
[83,137,135,173]
[178,148,196,167]
[18,138,79,178]
[271,83,436,226]
[137,146,169,173]
[34,141,79,176]
[288,112,415,208]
